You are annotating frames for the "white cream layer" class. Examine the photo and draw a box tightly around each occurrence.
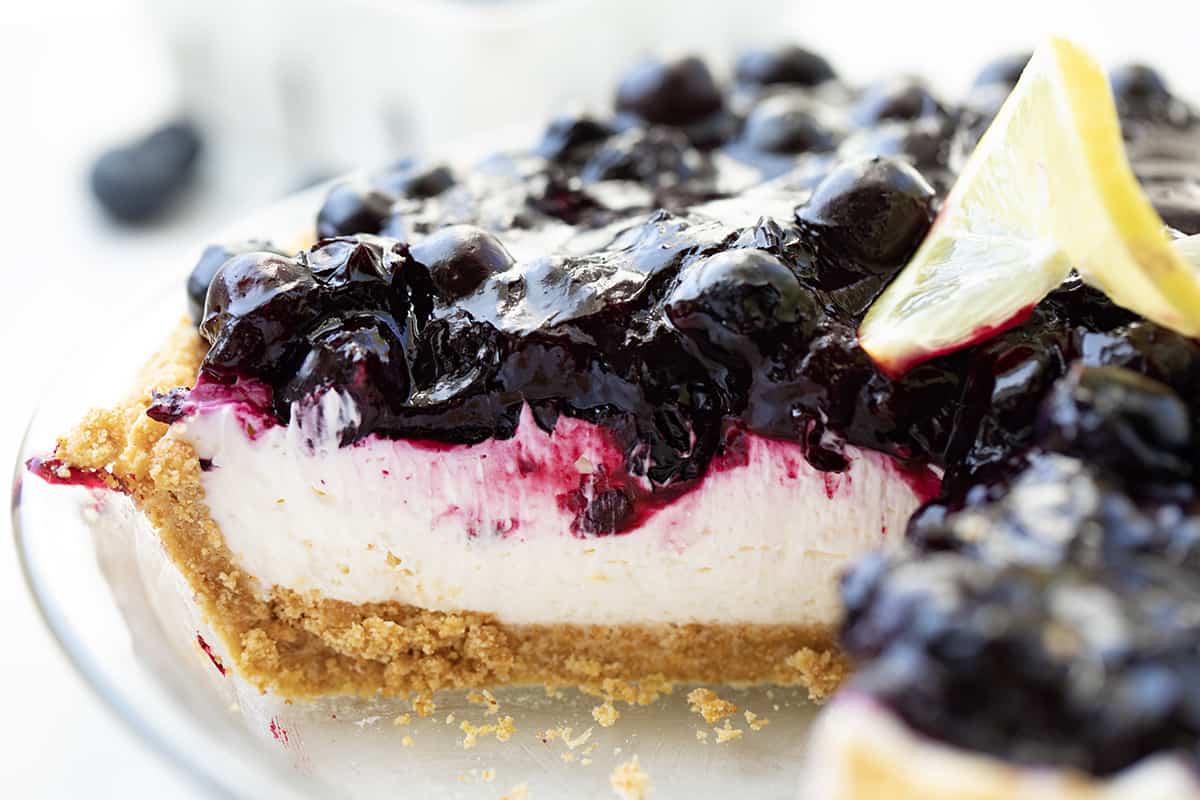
[176,398,920,627]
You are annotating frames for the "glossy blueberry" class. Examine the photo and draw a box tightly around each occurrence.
[279,312,412,441]
[851,78,941,126]
[740,94,834,154]
[971,51,1032,89]
[90,121,201,223]
[372,159,457,199]
[734,45,835,87]
[796,156,936,271]
[615,55,723,126]
[186,240,283,325]
[1039,364,1193,485]
[535,113,615,163]
[410,225,515,299]
[838,118,949,173]
[580,126,697,185]
[665,249,817,354]
[316,182,394,239]
[581,488,635,535]
[199,252,320,382]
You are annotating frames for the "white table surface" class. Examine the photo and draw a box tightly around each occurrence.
[3,1,1199,798]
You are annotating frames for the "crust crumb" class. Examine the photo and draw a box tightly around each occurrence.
[392,713,411,727]
[412,695,436,717]
[592,700,620,727]
[714,720,743,743]
[744,710,770,731]
[400,735,414,747]
[785,647,850,702]
[686,688,738,724]
[460,715,516,749]
[609,755,650,800]
[500,783,529,800]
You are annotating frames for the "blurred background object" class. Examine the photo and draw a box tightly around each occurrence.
[2,0,1199,797]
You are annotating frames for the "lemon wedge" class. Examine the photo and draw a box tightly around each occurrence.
[859,36,1200,377]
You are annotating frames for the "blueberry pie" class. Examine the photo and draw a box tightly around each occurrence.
[32,36,1200,799]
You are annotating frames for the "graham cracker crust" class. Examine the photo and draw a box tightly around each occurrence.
[47,320,849,701]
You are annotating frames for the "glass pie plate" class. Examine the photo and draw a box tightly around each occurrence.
[11,186,822,799]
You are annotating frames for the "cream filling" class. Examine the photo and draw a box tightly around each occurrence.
[176,396,920,626]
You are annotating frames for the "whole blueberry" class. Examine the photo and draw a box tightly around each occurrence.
[734,45,835,88]
[580,126,697,185]
[90,121,201,223]
[851,78,941,126]
[839,118,948,173]
[665,248,817,352]
[316,182,395,239]
[1039,364,1192,485]
[200,252,320,382]
[971,52,1032,89]
[741,94,834,154]
[615,55,723,126]
[410,225,515,300]
[1110,64,1191,126]
[372,159,457,199]
[279,312,412,440]
[796,156,936,270]
[186,240,283,325]
[536,113,615,163]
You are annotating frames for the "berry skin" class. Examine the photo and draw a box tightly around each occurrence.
[615,55,723,126]
[200,252,321,382]
[665,248,817,357]
[316,182,394,239]
[734,45,835,87]
[536,113,615,163]
[1039,364,1193,488]
[740,94,834,154]
[851,78,941,126]
[186,240,283,325]
[372,159,457,199]
[796,156,936,273]
[971,52,1032,89]
[580,126,698,185]
[278,312,412,442]
[90,121,201,223]
[410,225,515,300]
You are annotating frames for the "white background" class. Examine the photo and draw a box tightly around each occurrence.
[2,1,1199,797]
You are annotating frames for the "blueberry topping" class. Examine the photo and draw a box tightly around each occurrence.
[410,225,515,299]
[316,182,394,239]
[200,251,321,383]
[851,78,941,126]
[580,127,699,185]
[971,52,1032,89]
[186,240,283,326]
[734,45,835,88]
[90,121,201,223]
[279,312,412,442]
[1039,364,1193,489]
[373,159,457,199]
[797,156,936,273]
[536,113,616,163]
[741,94,834,154]
[615,56,723,126]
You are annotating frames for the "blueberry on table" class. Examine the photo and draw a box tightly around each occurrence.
[186,240,284,326]
[89,120,201,223]
[796,156,936,273]
[615,55,723,126]
[741,94,834,154]
[410,225,515,300]
[316,182,395,239]
[734,45,836,88]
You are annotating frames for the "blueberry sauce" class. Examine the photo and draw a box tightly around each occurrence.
[25,457,119,492]
[164,49,1200,545]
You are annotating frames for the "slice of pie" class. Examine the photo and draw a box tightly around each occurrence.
[30,35,1200,757]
